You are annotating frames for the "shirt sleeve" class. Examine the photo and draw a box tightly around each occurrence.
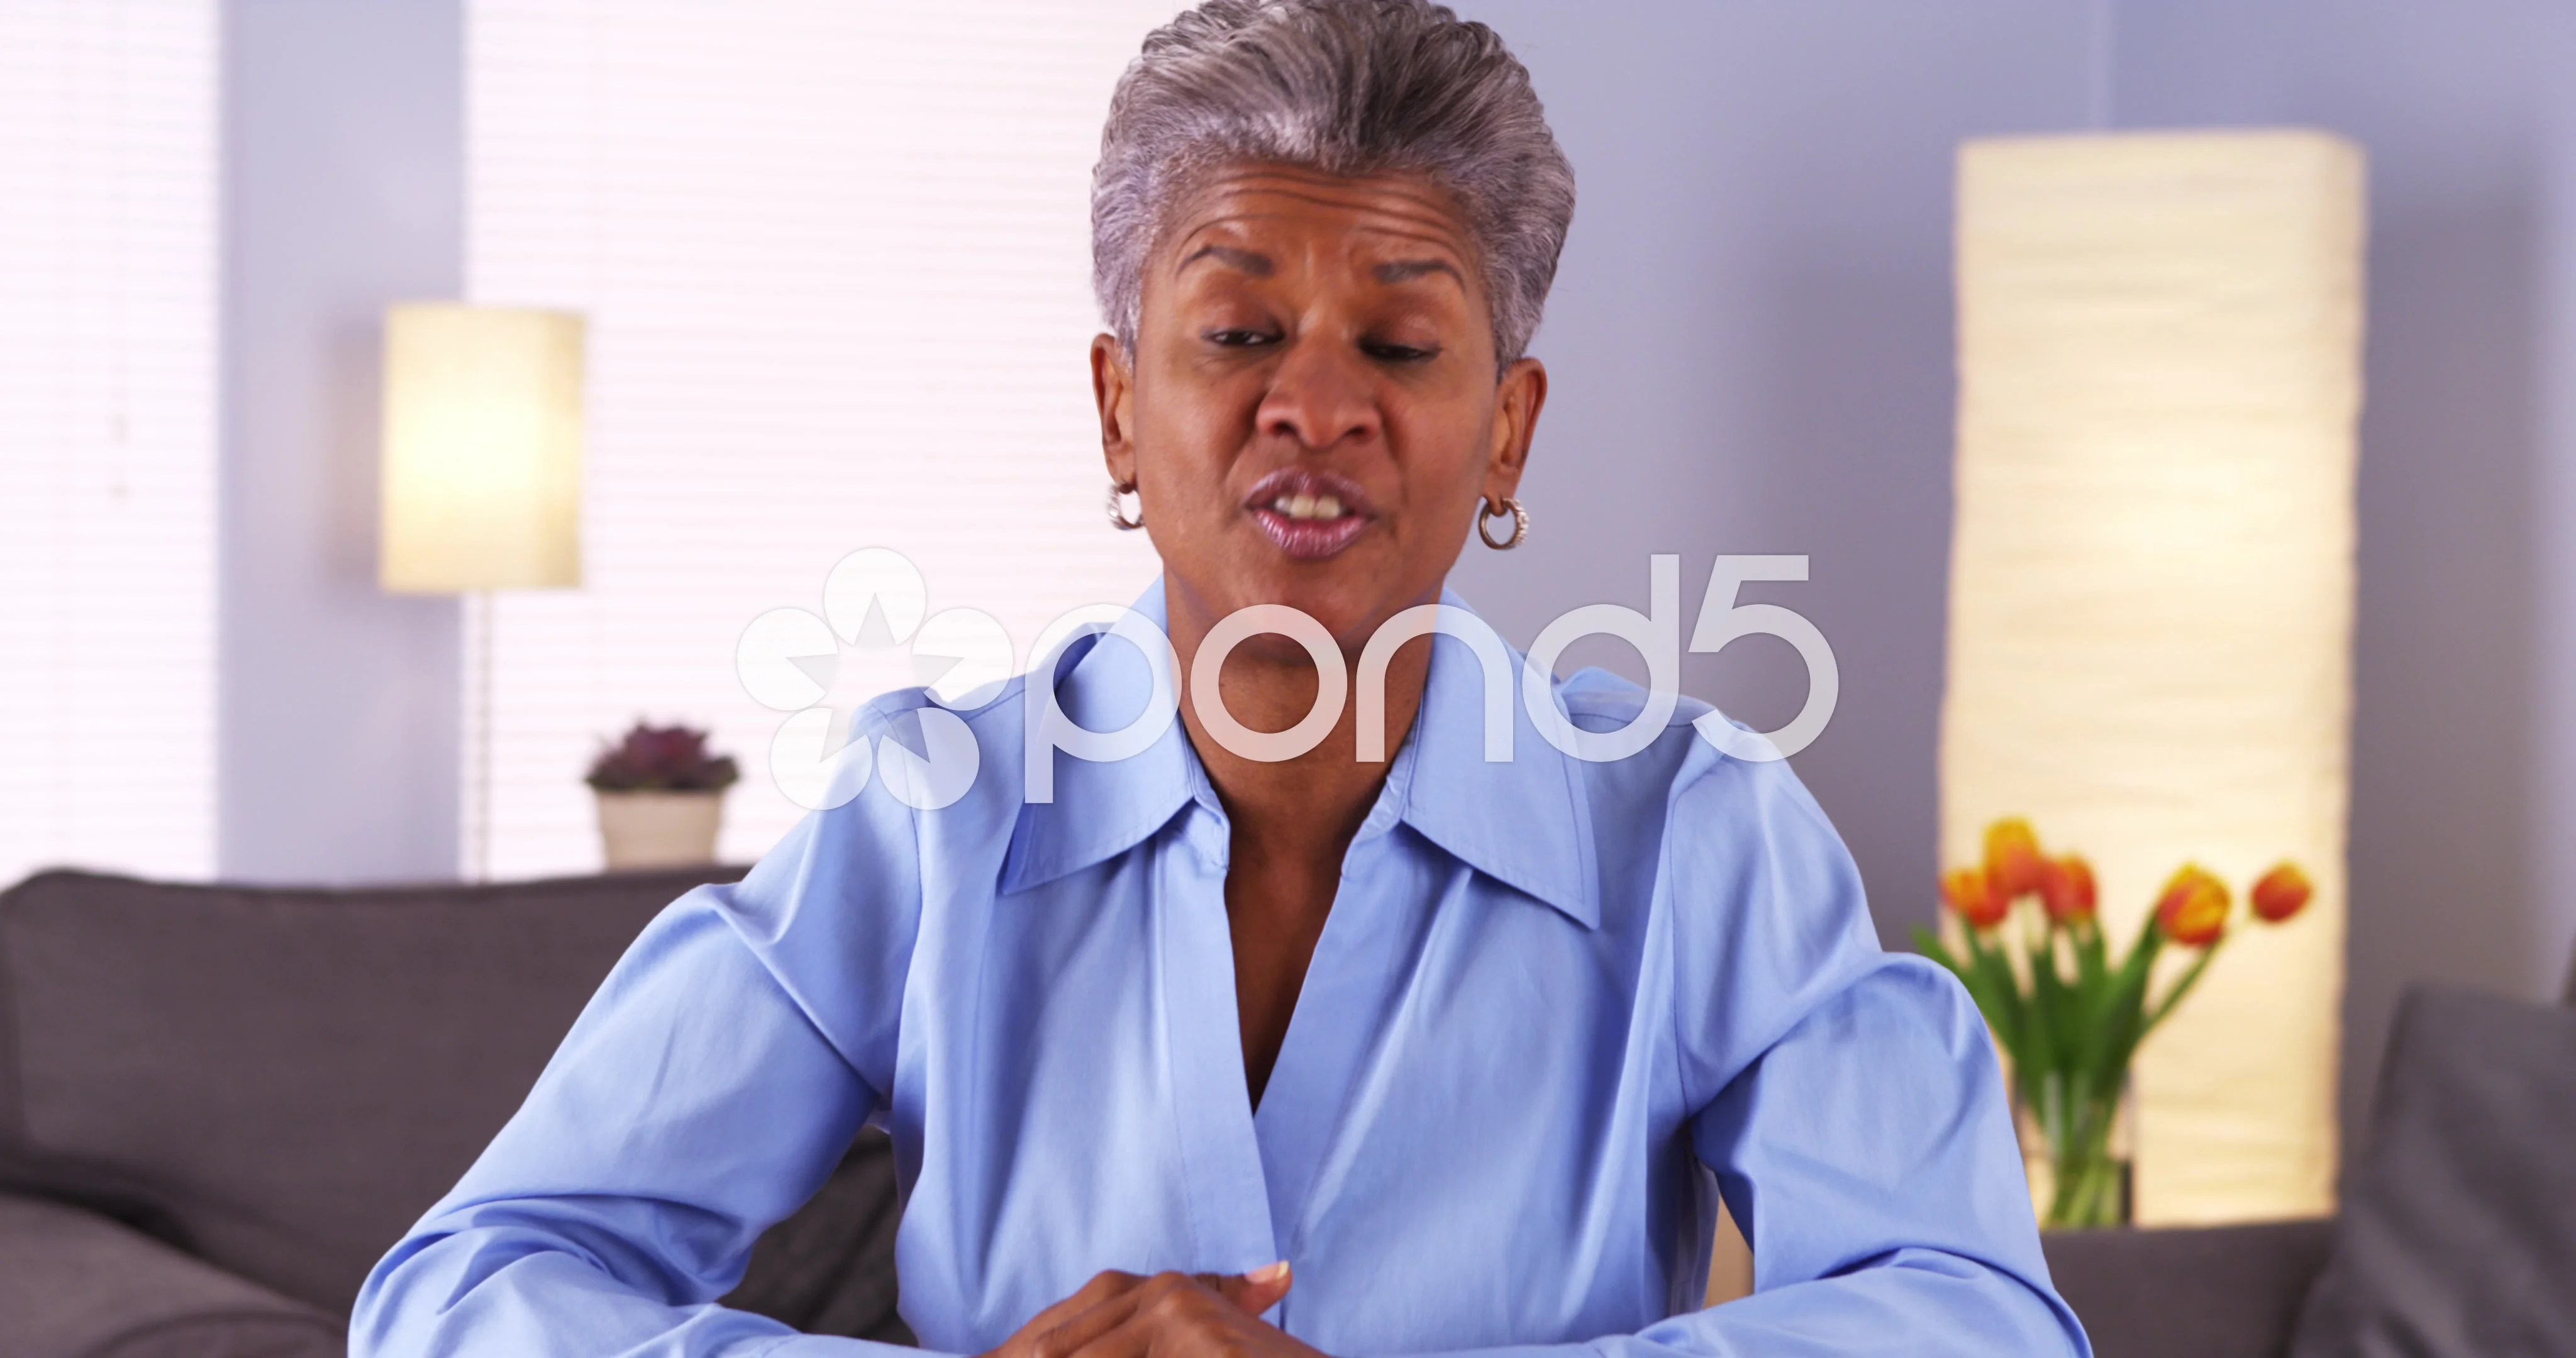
[350,785,935,1358]
[1655,750,2085,1357]
[1653,957,2090,1357]
[1418,748,2088,1358]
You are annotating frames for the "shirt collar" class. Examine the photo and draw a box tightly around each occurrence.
[998,583,1201,895]
[1001,582,1599,929]
[1389,588,1599,927]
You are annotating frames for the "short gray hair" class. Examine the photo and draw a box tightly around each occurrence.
[1092,0,1575,368]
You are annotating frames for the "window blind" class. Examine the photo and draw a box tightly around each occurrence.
[0,1,217,886]
[467,1,1176,875]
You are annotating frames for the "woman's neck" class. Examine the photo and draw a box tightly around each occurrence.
[1165,607,1431,854]
[1163,597,1435,1107]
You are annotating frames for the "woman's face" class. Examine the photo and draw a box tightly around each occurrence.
[1092,162,1546,651]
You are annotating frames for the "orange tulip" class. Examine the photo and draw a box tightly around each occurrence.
[2250,863,2314,923]
[2040,854,2098,925]
[2155,865,2230,947]
[1984,818,2047,899]
[1943,866,2011,930]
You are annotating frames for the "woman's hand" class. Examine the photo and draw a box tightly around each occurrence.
[980,1264,1319,1358]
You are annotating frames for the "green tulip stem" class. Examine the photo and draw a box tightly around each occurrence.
[2143,933,2227,1035]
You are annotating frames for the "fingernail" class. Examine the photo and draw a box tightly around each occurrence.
[1247,1260,1290,1283]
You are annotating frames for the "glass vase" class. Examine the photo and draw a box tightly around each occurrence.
[2015,1074,2133,1230]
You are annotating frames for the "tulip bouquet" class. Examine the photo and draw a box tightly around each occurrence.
[1913,819,2314,1228]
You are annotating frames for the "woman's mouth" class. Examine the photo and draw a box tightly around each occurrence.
[1245,469,1374,560]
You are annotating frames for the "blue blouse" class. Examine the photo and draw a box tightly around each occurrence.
[354,585,2085,1358]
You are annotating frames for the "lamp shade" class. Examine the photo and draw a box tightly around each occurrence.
[1943,131,2363,1223]
[379,303,584,592]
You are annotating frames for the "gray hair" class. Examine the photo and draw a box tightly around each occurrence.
[1092,0,1575,368]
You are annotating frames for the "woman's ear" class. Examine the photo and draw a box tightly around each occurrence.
[1483,355,1548,504]
[1092,333,1138,486]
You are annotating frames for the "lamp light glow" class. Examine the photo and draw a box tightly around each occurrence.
[379,303,584,592]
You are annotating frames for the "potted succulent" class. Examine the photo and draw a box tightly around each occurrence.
[1915,818,2314,1229]
[586,721,740,869]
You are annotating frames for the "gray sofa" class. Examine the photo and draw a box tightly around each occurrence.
[0,868,906,1358]
[2044,961,2576,1358]
[4,868,2568,1357]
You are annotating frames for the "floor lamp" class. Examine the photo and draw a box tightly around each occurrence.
[1942,131,2362,1224]
[379,303,586,882]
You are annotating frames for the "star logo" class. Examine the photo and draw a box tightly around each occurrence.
[736,548,1014,810]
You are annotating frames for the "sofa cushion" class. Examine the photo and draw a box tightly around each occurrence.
[0,866,738,1317]
[2289,986,2576,1357]
[0,1191,343,1358]
[2043,1218,2333,1358]
[722,1126,916,1344]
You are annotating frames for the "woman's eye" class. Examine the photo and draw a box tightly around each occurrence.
[1206,328,1279,348]
[1363,340,1440,363]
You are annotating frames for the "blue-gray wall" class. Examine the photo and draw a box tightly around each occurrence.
[220,0,463,883]
[1453,0,2576,1154]
[2108,0,2576,1149]
[1449,0,2099,949]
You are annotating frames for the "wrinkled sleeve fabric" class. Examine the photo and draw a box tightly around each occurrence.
[1656,962,2089,1357]
[350,788,929,1358]
[1428,748,2087,1358]
[1655,751,2084,1357]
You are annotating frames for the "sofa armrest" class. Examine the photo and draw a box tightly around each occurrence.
[0,1193,343,1358]
[2041,1218,2334,1358]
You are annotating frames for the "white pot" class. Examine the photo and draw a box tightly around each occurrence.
[594,789,724,869]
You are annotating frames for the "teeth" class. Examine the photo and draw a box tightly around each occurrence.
[1267,489,1350,521]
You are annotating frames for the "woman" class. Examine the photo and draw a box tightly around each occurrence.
[357,3,2084,1355]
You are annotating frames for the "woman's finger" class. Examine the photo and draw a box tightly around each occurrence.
[1208,1261,1292,1315]
[1060,1275,1232,1358]
[1048,1270,1148,1325]
[998,1270,1144,1358]
[1024,1264,1288,1358]
[1028,1272,1180,1358]
[1062,1272,1301,1358]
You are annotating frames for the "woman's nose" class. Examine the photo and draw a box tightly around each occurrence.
[1255,334,1382,452]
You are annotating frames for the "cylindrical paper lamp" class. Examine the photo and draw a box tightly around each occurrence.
[1942,131,2364,1223]
[380,303,584,592]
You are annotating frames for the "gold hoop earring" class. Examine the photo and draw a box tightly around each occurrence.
[1477,496,1528,550]
[1106,479,1145,531]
